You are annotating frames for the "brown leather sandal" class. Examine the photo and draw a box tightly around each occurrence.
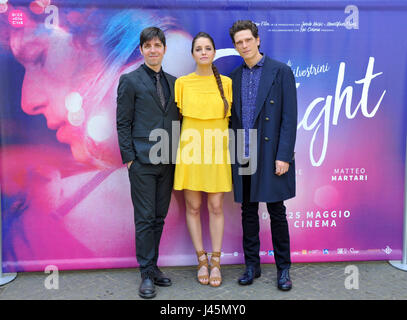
[196,250,209,285]
[209,252,222,287]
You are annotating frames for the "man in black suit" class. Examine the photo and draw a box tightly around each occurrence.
[116,27,179,299]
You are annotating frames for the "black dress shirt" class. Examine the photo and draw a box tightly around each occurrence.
[142,63,170,107]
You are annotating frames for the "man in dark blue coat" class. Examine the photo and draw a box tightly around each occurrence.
[229,20,298,291]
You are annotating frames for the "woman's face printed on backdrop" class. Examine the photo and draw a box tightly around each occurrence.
[7,9,194,168]
[10,18,117,167]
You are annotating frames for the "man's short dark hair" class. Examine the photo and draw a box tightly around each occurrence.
[229,20,259,44]
[140,27,166,48]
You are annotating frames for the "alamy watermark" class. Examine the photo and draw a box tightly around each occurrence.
[44,265,59,290]
[344,265,359,290]
[148,121,258,175]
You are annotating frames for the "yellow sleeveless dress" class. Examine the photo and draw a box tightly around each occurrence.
[173,72,232,193]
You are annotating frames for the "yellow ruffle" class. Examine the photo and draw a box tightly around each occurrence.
[175,73,232,120]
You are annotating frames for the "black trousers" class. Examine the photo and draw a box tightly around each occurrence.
[128,159,174,276]
[241,173,291,271]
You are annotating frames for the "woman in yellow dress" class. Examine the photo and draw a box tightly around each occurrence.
[174,32,232,287]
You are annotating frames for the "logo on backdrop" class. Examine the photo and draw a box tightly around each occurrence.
[253,4,359,33]
[297,56,386,167]
[2,0,59,29]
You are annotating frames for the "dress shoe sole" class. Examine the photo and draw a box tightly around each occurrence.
[154,280,172,287]
[278,285,292,291]
[238,273,261,286]
[139,291,157,299]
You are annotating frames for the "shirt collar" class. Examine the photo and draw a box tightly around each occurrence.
[244,53,266,69]
[142,63,164,78]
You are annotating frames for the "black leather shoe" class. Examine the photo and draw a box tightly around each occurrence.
[153,267,172,287]
[238,266,261,285]
[277,268,292,291]
[139,276,156,299]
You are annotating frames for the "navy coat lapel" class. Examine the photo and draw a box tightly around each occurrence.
[232,65,244,122]
[253,57,278,122]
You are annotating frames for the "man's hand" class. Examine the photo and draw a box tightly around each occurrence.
[275,160,289,176]
[127,161,133,169]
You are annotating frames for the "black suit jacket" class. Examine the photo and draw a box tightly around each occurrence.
[116,65,179,164]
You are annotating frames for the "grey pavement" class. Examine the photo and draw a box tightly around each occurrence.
[1,260,407,300]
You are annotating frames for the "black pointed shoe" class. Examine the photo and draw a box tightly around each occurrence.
[277,268,292,291]
[238,266,261,285]
[139,275,156,299]
[153,267,172,287]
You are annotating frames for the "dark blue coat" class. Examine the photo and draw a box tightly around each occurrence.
[230,56,298,203]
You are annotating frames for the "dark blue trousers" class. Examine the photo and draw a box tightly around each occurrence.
[241,173,291,271]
